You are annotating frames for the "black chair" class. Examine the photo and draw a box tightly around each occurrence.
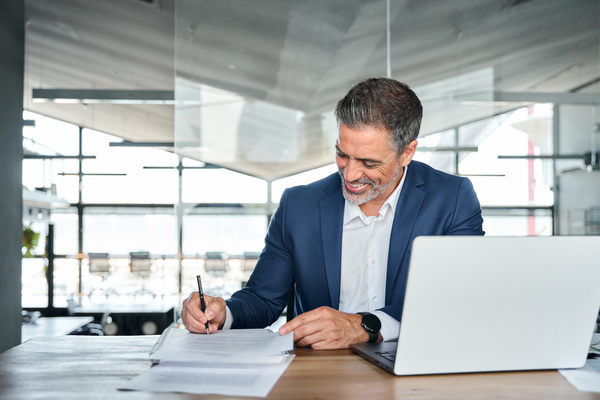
[67,298,108,336]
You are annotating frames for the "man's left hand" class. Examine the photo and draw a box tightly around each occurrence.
[278,306,369,349]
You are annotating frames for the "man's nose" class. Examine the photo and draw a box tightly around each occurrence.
[343,160,363,182]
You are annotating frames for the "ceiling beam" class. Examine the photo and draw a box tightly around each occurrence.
[32,89,174,104]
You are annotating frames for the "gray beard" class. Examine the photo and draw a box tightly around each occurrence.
[338,166,402,205]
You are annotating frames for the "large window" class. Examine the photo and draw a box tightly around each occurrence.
[412,104,555,236]
[22,103,558,307]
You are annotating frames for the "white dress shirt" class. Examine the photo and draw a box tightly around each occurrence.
[338,166,407,341]
[223,166,408,341]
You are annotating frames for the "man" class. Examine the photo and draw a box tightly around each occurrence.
[182,77,484,349]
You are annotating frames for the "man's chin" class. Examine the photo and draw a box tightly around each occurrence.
[341,188,370,205]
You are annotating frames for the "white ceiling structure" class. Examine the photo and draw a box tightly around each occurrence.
[23,0,600,179]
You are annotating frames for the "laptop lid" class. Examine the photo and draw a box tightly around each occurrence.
[352,236,600,376]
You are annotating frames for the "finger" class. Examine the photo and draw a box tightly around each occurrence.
[280,312,327,347]
[204,296,226,331]
[278,309,320,336]
[182,292,209,333]
[295,328,329,349]
[183,292,205,322]
[203,295,222,320]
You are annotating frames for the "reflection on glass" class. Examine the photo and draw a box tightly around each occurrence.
[460,105,554,207]
[51,211,79,255]
[483,214,553,237]
[22,258,48,308]
[83,213,177,255]
[182,215,267,256]
[182,169,267,204]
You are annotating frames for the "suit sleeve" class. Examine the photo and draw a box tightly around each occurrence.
[225,190,295,329]
[444,177,485,236]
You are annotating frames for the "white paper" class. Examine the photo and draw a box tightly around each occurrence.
[121,328,295,397]
[559,358,600,393]
[558,333,600,393]
[150,328,294,362]
[122,356,295,397]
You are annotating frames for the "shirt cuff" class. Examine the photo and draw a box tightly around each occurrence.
[372,310,400,342]
[221,305,234,330]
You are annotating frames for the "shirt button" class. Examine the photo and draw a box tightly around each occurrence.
[373,296,378,301]
[371,258,376,264]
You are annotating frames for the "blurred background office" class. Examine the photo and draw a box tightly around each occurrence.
[2,0,599,351]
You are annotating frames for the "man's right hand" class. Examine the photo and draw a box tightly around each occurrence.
[181,292,227,333]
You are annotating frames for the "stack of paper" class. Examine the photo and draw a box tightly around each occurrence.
[121,328,295,397]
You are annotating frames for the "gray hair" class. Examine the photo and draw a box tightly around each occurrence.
[334,78,423,154]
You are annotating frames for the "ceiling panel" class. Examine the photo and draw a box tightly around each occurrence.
[24,0,600,179]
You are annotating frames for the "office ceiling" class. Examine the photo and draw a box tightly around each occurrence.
[23,0,600,179]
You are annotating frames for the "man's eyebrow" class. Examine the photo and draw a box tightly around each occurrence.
[334,145,346,155]
[335,145,383,164]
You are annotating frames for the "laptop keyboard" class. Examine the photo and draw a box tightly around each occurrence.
[376,351,396,363]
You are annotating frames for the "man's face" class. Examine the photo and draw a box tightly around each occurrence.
[335,124,415,207]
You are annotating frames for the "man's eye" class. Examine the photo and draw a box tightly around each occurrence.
[363,162,376,168]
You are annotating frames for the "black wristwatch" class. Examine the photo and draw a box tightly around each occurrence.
[357,312,381,343]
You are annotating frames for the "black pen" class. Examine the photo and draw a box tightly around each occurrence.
[196,275,210,335]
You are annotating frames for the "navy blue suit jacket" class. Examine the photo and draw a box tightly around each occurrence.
[226,161,484,328]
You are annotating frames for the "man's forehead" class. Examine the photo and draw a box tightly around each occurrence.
[336,126,396,156]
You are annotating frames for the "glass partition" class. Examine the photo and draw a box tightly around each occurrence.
[174,0,498,293]
[21,0,600,310]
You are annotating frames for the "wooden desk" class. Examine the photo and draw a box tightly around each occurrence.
[0,335,598,399]
[21,316,94,343]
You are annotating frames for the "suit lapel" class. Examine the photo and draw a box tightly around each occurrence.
[386,164,425,300]
[320,179,344,309]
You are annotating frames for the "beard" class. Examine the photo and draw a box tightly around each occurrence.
[338,165,403,205]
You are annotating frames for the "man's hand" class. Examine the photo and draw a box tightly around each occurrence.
[181,292,227,334]
[278,306,369,349]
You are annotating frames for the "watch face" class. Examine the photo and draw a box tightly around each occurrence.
[362,313,381,333]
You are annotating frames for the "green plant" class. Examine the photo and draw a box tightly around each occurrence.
[22,224,40,258]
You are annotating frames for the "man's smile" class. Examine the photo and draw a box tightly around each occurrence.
[345,179,371,194]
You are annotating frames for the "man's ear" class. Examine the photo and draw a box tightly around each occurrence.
[400,140,418,167]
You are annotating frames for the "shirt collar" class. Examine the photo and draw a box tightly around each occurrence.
[343,165,408,225]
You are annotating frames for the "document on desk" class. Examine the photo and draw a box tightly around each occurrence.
[150,327,293,362]
[558,333,600,393]
[120,328,295,397]
[559,358,600,393]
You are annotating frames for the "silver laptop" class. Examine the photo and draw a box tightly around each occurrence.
[351,236,600,375]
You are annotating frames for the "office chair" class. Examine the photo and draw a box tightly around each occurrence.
[241,251,260,274]
[129,251,155,297]
[204,251,228,274]
[88,252,116,298]
[67,298,109,336]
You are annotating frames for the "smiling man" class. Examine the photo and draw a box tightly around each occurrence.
[182,78,484,349]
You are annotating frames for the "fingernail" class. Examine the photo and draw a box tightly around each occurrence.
[205,310,214,319]
[279,326,286,335]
